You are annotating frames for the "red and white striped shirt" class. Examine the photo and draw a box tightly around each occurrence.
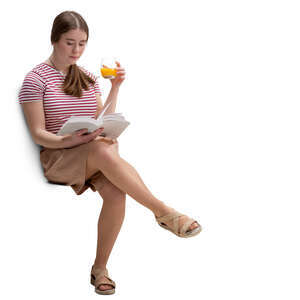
[18,62,101,135]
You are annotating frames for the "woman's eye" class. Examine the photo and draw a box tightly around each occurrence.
[67,43,85,46]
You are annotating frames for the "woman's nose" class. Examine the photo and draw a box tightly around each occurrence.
[73,44,80,53]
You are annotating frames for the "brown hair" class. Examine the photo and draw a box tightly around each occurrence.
[51,11,95,98]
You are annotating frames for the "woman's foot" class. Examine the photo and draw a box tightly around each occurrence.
[154,205,200,232]
[92,265,114,291]
[97,276,114,291]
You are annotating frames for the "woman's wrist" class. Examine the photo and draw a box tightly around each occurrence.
[110,83,120,91]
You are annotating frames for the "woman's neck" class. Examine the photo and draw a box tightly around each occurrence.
[48,54,69,74]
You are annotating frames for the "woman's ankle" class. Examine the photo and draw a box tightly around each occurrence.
[93,261,107,270]
[152,202,172,217]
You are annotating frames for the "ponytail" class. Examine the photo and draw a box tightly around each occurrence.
[63,64,96,98]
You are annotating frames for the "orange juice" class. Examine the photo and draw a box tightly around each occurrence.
[101,67,117,78]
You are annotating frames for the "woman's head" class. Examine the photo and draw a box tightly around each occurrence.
[50,11,96,98]
[51,11,89,66]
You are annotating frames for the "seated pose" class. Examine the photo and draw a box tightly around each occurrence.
[19,10,202,296]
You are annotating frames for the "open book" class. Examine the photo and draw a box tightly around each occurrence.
[56,101,130,139]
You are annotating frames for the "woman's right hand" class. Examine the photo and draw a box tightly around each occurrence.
[61,127,105,149]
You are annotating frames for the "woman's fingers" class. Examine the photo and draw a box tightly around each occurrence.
[79,127,102,140]
[93,127,104,138]
[75,128,88,136]
[114,62,126,79]
[116,68,125,74]
[116,68,126,80]
[81,131,117,144]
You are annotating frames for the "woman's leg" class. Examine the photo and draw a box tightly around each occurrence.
[86,138,199,231]
[86,138,166,215]
[92,176,126,291]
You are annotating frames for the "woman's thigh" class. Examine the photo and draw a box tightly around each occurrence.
[85,136,119,181]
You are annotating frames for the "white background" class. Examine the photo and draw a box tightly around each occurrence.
[1,0,299,299]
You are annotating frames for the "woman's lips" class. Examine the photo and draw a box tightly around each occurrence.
[70,56,78,59]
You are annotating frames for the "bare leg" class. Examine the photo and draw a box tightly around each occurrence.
[92,177,126,291]
[87,140,199,231]
[88,140,199,291]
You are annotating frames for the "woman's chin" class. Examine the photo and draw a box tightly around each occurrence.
[69,57,79,64]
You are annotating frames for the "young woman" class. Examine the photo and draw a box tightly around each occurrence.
[19,10,202,295]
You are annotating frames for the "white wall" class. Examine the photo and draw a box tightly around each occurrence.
[1,0,300,299]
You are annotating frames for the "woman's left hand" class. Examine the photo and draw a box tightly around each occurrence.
[110,61,126,88]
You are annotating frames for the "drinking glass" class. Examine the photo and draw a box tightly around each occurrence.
[100,57,117,79]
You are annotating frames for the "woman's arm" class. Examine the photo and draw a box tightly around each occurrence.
[21,101,65,149]
[95,86,119,118]
[104,85,119,114]
[21,102,103,149]
[95,61,125,117]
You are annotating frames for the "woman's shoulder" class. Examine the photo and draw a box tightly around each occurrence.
[19,63,49,103]
[23,62,53,83]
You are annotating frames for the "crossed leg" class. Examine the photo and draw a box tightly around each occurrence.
[86,137,199,290]
[85,136,168,215]
[86,136,199,231]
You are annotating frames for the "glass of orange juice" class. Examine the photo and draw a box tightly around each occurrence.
[101,57,117,79]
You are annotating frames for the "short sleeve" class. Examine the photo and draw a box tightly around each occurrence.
[18,71,45,104]
[94,78,102,96]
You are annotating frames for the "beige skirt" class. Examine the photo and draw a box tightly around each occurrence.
[40,141,106,195]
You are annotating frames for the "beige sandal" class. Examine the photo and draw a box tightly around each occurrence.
[155,209,202,238]
[90,265,116,295]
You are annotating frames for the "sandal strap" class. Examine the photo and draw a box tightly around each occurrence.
[95,275,116,289]
[156,210,186,234]
[156,211,184,234]
[156,210,199,236]
[91,266,116,289]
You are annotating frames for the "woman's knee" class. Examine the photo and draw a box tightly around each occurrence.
[89,138,119,164]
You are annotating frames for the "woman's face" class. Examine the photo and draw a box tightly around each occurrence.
[53,28,87,65]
